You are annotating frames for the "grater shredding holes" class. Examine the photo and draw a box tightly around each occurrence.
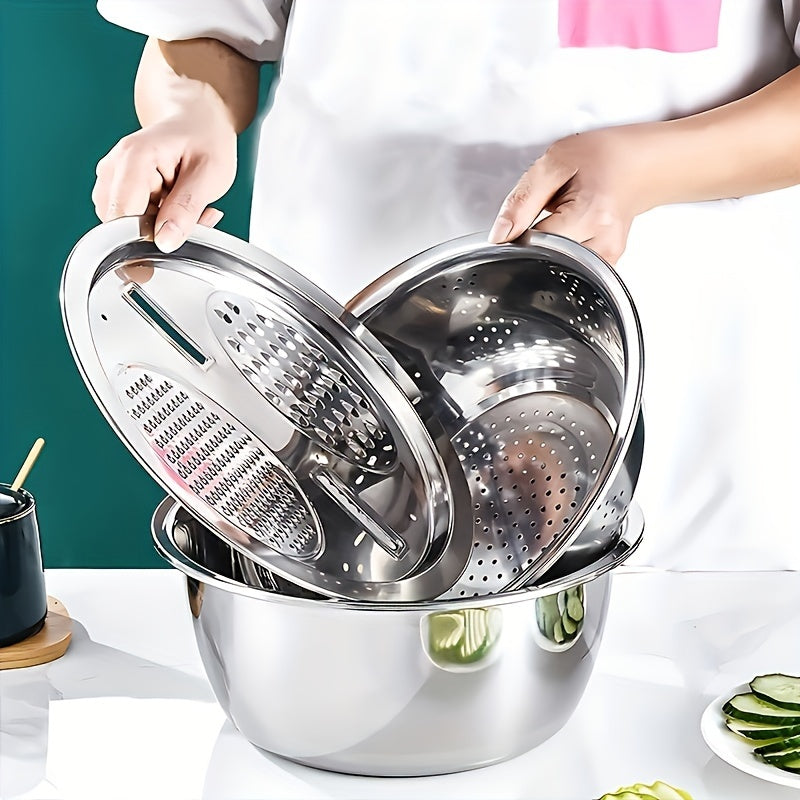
[209,294,396,472]
[119,369,321,559]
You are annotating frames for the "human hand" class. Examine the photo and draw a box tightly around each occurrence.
[92,99,237,253]
[488,126,655,265]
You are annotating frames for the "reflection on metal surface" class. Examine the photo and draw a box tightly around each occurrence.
[424,607,503,671]
[534,585,584,652]
[187,577,204,619]
[151,497,644,776]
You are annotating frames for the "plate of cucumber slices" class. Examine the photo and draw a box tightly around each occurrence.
[701,673,800,789]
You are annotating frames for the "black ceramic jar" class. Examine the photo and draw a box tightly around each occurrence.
[0,486,47,648]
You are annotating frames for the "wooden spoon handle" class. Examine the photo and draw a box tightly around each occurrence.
[11,438,45,492]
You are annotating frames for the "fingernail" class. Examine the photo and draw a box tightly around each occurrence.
[202,208,224,228]
[488,216,513,244]
[155,220,184,253]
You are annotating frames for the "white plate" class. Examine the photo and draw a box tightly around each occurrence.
[700,682,800,790]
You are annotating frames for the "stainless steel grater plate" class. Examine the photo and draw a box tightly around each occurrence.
[60,217,473,602]
[207,292,396,472]
[117,366,322,559]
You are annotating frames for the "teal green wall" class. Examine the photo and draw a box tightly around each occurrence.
[0,1,275,566]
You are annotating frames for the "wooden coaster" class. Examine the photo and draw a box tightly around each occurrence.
[0,596,73,670]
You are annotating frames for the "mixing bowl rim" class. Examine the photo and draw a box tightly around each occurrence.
[151,495,644,612]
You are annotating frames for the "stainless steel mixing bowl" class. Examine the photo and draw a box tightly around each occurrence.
[152,496,644,777]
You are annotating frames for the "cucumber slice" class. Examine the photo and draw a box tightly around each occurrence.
[619,781,693,800]
[723,693,800,725]
[725,717,800,740]
[763,754,800,774]
[750,674,800,711]
[624,784,670,800]
[535,594,561,640]
[562,609,578,636]
[755,734,800,757]
[649,781,693,800]
[762,748,800,768]
[599,793,658,800]
[428,612,464,650]
[728,731,797,747]
[566,590,584,622]
[719,676,800,777]
[427,608,500,664]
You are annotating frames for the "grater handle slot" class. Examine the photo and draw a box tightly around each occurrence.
[310,468,408,560]
[124,285,210,367]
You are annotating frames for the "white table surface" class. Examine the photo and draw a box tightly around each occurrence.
[2,568,799,800]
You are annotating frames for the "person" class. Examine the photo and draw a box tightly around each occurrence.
[92,0,800,571]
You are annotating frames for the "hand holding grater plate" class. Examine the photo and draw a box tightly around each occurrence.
[60,217,473,602]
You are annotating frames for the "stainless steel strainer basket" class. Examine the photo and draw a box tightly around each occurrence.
[349,231,645,597]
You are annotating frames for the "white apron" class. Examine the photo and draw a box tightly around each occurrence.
[98,0,800,570]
